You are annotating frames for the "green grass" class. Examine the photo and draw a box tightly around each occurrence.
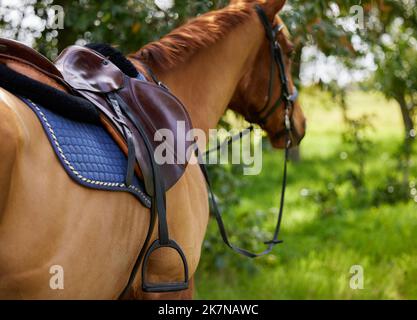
[195,90,417,300]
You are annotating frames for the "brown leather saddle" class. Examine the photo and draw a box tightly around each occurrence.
[1,38,193,192]
[56,45,194,193]
[0,38,193,294]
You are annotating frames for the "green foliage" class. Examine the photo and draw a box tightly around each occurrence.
[362,1,417,145]
[1,0,229,57]
[372,176,416,206]
[197,203,417,299]
[0,1,365,74]
[372,138,417,205]
[373,30,417,100]
[197,90,417,299]
[308,89,415,215]
[279,1,362,84]
[282,0,358,55]
[311,112,376,217]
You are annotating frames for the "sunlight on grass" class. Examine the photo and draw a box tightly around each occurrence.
[197,203,417,300]
[196,89,417,300]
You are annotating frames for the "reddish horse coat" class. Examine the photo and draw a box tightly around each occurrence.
[0,0,305,299]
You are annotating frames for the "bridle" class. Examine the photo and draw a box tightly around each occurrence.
[253,5,299,140]
[197,4,299,258]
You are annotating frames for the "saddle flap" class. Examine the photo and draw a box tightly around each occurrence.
[119,79,194,191]
[55,46,125,93]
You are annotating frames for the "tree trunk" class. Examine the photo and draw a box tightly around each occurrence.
[397,95,414,139]
[395,94,415,188]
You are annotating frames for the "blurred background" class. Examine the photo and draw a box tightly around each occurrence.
[1,0,416,299]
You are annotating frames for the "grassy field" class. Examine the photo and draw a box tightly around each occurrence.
[195,90,417,300]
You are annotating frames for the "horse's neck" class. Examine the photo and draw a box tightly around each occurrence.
[154,16,263,135]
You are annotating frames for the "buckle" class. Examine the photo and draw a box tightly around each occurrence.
[274,41,280,50]
[158,81,170,91]
[285,112,291,131]
[142,240,189,293]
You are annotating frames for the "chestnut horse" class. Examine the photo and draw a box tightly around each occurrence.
[0,0,305,299]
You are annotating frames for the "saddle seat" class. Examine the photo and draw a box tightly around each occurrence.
[0,38,194,194]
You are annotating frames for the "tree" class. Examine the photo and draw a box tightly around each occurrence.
[280,1,361,161]
[45,0,228,56]
[364,1,417,141]
[362,1,417,187]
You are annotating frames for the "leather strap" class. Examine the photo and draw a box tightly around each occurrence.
[196,4,297,258]
[197,140,289,258]
[111,92,188,294]
[253,5,298,127]
[107,94,136,186]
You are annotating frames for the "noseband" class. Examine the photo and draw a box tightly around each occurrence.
[197,5,298,259]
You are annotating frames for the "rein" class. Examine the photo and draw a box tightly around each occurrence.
[196,4,298,258]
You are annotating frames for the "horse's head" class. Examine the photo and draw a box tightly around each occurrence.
[229,0,306,149]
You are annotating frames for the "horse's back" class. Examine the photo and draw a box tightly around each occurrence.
[0,88,149,298]
[0,88,209,299]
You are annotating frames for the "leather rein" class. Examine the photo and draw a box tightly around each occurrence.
[197,5,299,258]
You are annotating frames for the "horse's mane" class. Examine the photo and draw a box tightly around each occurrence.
[129,3,254,71]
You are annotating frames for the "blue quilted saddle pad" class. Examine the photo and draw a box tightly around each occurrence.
[21,97,151,208]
